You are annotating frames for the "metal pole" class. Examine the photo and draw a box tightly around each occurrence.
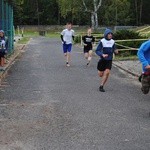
[6,2,9,34]
[12,6,14,50]
[2,0,4,30]
[9,4,14,53]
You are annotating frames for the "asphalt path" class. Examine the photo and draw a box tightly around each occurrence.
[0,37,150,150]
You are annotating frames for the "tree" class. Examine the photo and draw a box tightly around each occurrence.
[57,0,102,28]
[13,0,24,26]
[82,0,102,28]
[100,0,131,26]
[130,0,143,25]
[134,0,143,25]
[141,0,150,24]
[13,0,59,25]
[13,0,150,26]
[57,0,81,24]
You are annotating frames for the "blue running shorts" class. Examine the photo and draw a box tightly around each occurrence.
[63,43,72,53]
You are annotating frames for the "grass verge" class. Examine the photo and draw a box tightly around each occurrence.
[114,55,138,61]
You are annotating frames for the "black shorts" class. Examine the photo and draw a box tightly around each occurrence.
[0,50,7,58]
[83,45,92,53]
[97,59,112,71]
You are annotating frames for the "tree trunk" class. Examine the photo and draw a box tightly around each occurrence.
[135,0,138,25]
[91,12,95,28]
[95,12,98,28]
[93,0,101,29]
[82,0,102,29]
[139,0,143,25]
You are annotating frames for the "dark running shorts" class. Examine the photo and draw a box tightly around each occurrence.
[0,49,7,57]
[97,59,112,71]
[83,45,92,53]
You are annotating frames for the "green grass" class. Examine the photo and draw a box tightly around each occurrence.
[17,37,30,44]
[13,31,62,54]
[20,31,39,37]
[16,31,60,38]
[114,55,138,61]
[46,32,60,38]
[14,31,60,45]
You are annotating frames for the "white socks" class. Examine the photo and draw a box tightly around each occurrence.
[88,57,92,61]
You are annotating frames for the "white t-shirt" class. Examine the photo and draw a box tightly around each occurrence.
[0,40,6,49]
[61,29,75,44]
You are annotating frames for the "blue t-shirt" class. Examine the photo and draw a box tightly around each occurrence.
[137,40,150,73]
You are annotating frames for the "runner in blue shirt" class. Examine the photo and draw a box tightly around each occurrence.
[137,40,150,94]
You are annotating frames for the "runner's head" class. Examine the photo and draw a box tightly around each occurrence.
[104,28,113,40]
[0,30,5,37]
[87,28,92,36]
[66,22,72,30]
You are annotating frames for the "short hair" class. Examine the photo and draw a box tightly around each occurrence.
[67,22,72,25]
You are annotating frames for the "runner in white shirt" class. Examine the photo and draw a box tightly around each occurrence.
[61,22,75,67]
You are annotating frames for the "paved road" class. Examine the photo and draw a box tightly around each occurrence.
[0,37,150,150]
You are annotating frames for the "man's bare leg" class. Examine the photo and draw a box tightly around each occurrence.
[87,50,92,66]
[66,52,71,67]
[98,69,110,92]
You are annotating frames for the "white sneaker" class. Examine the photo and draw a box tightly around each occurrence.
[66,63,70,67]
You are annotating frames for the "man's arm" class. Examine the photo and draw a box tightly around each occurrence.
[82,36,87,46]
[113,43,118,54]
[137,42,150,68]
[96,41,103,56]
[72,35,74,41]
[60,35,64,42]
[96,41,108,58]
[92,37,95,43]
[72,30,75,42]
[60,34,66,44]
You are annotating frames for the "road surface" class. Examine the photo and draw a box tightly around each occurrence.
[0,37,150,150]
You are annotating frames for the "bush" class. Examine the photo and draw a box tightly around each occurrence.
[114,29,147,57]
[74,35,81,44]
[113,29,144,40]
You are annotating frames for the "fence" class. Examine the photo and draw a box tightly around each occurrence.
[80,33,148,53]
[0,0,14,54]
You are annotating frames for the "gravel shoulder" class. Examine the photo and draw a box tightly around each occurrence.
[113,60,142,77]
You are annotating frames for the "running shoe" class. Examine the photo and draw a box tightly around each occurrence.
[86,61,90,66]
[99,86,105,92]
[66,62,70,67]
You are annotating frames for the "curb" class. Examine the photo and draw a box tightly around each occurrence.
[113,62,140,77]
[0,44,26,84]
